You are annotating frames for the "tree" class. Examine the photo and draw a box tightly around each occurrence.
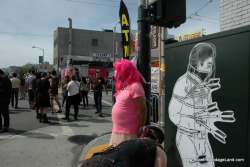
[19,67,30,75]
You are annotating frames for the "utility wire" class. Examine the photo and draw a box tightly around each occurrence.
[189,17,219,24]
[187,0,213,19]
[1,0,218,38]
[66,0,117,7]
[186,0,219,24]
[195,0,213,14]
[0,31,52,37]
[68,0,218,25]
[103,0,137,6]
[187,12,219,21]
[66,0,137,10]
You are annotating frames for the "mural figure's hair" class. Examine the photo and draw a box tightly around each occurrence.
[188,42,216,69]
[114,59,142,95]
[187,42,217,82]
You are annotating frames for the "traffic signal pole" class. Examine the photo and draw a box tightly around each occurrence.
[137,0,186,126]
[138,0,151,125]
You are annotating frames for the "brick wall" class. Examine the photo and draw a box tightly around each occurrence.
[220,0,250,31]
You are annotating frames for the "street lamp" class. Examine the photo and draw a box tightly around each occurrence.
[112,21,120,105]
[32,46,44,71]
[113,21,120,65]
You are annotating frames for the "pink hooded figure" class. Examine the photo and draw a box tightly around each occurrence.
[109,58,147,147]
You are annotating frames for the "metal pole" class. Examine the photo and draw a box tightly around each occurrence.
[113,22,120,66]
[112,21,120,105]
[42,49,45,71]
[138,0,151,125]
[158,27,162,126]
[32,46,45,71]
[68,18,72,56]
[160,27,166,127]
[113,26,116,67]
[68,18,73,69]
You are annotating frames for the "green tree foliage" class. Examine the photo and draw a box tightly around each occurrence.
[19,67,30,74]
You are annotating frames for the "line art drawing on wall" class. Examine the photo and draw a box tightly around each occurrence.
[168,42,236,167]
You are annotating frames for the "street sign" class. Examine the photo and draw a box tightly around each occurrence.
[39,56,43,64]
[151,26,158,49]
[176,29,203,41]
[91,52,111,61]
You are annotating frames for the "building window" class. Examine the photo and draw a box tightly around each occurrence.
[92,39,98,46]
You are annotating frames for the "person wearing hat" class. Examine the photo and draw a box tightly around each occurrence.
[0,69,12,133]
[81,125,167,167]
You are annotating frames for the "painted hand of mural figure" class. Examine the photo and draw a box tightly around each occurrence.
[202,78,221,92]
[194,102,235,143]
[195,102,235,122]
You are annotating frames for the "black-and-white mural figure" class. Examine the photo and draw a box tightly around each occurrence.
[168,42,236,167]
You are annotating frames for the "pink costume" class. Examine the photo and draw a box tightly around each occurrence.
[110,82,145,146]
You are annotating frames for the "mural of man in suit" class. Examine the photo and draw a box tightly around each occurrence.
[168,43,235,167]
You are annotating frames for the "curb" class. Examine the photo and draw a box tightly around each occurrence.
[77,133,111,167]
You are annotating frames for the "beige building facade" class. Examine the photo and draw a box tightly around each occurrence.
[220,0,250,31]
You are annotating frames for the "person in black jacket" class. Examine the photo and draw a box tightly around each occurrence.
[0,69,12,133]
[81,125,167,167]
[49,70,62,114]
[36,72,51,123]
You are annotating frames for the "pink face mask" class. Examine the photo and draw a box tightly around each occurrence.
[140,126,158,141]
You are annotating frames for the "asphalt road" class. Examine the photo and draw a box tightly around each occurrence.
[5,90,113,137]
[0,90,114,167]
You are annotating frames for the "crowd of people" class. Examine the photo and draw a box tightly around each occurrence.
[0,58,168,166]
[0,68,107,130]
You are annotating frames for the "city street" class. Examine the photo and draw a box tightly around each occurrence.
[1,0,250,166]
[0,90,113,167]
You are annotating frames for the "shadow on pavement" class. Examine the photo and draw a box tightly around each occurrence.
[24,132,55,139]
[9,108,33,114]
[2,128,27,135]
[58,123,89,128]
[0,129,55,140]
[83,117,111,123]
[68,134,97,145]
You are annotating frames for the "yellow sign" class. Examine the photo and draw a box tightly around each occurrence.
[160,64,165,71]
[176,29,203,42]
[119,0,130,59]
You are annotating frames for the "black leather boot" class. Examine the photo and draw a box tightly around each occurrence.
[43,114,51,123]
[74,110,78,120]
[39,114,43,123]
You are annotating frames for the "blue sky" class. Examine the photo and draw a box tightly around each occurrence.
[0,0,219,68]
